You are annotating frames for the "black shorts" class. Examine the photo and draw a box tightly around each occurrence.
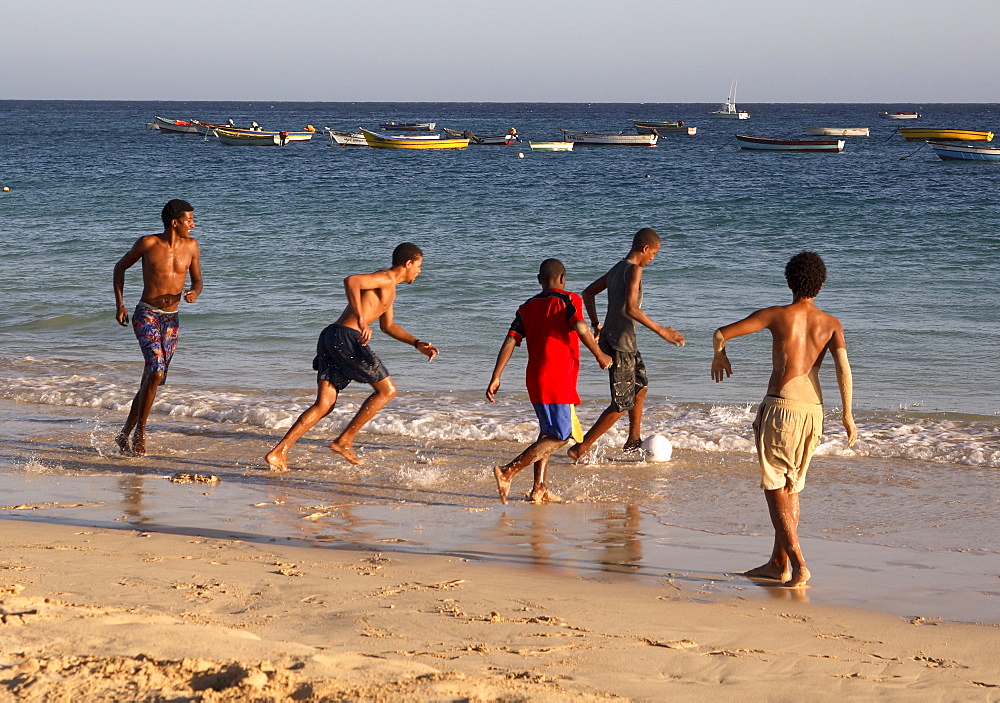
[603,346,648,412]
[312,324,390,391]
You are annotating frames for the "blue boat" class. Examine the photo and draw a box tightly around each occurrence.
[928,140,1000,162]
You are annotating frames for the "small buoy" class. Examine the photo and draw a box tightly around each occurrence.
[518,152,524,158]
[644,174,652,178]
[2,186,9,192]
[642,434,673,462]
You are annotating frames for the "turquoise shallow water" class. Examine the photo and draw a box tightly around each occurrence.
[1,101,999,467]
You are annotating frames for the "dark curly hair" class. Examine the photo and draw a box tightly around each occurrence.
[392,242,423,267]
[785,251,826,298]
[161,199,193,228]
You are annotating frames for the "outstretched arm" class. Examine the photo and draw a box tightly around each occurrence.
[380,305,438,361]
[573,320,612,369]
[623,265,684,346]
[830,333,857,445]
[486,336,517,402]
[711,308,772,382]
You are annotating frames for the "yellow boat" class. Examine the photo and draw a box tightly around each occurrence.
[898,128,993,142]
[359,128,469,150]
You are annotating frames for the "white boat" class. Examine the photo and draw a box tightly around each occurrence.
[325,128,368,146]
[878,111,920,119]
[735,135,845,152]
[800,127,870,137]
[530,142,573,152]
[559,129,657,146]
[710,81,749,119]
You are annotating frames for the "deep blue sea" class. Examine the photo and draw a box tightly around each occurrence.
[1,101,998,469]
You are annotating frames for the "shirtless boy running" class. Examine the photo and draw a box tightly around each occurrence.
[113,199,203,456]
[711,251,857,587]
[487,259,611,504]
[265,243,438,470]
[568,228,685,461]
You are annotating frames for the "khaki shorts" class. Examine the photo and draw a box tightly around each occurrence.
[752,396,824,493]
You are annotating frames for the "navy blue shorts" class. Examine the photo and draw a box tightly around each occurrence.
[312,324,390,391]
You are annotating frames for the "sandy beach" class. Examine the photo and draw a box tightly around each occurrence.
[0,401,998,701]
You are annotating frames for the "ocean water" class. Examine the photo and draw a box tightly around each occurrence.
[1,102,999,586]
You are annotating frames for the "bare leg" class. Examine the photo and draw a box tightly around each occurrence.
[118,370,165,457]
[528,454,562,503]
[329,377,397,465]
[493,434,566,504]
[265,381,339,472]
[745,486,808,586]
[567,405,626,461]
[622,386,648,452]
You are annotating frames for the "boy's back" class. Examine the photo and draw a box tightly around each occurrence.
[511,289,584,405]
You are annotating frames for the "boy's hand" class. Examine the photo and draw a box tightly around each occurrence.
[116,305,129,326]
[183,288,199,303]
[843,413,858,446]
[486,378,501,402]
[596,351,612,370]
[416,340,438,361]
[660,327,685,346]
[358,324,373,345]
[711,352,732,382]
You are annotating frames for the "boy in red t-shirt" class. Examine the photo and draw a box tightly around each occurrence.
[486,259,612,503]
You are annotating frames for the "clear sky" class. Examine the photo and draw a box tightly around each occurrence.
[3,0,998,102]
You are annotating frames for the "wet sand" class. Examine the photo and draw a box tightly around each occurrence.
[2,400,999,698]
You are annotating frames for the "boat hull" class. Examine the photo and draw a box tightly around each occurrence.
[878,112,920,119]
[898,128,993,142]
[215,129,284,146]
[711,110,750,120]
[634,122,697,135]
[800,127,869,137]
[379,122,436,131]
[927,141,1000,161]
[559,129,657,146]
[529,142,573,152]
[153,116,200,134]
[736,135,844,152]
[325,129,368,146]
[360,128,468,150]
[214,127,314,142]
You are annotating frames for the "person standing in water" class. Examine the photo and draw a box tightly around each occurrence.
[568,228,685,461]
[265,243,438,470]
[487,259,611,503]
[711,251,857,587]
[113,199,203,456]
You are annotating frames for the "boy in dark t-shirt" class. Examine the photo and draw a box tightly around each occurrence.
[486,259,611,503]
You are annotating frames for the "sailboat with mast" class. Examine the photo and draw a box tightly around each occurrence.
[710,79,750,119]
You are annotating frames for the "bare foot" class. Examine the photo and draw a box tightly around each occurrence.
[115,432,131,455]
[329,439,362,465]
[622,438,642,453]
[743,563,791,582]
[132,434,146,457]
[529,485,562,504]
[785,566,811,588]
[265,448,289,472]
[493,466,511,504]
[567,443,588,462]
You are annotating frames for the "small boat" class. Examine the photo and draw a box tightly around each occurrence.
[800,127,870,137]
[325,128,368,147]
[443,127,520,145]
[213,123,316,142]
[379,121,436,131]
[927,141,1000,162]
[559,129,657,146]
[735,134,845,152]
[710,80,749,119]
[897,128,993,142]
[634,120,697,135]
[359,128,468,150]
[529,142,574,152]
[153,116,201,134]
[878,111,920,119]
[191,119,247,136]
[214,128,288,146]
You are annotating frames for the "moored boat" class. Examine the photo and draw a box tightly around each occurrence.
[897,128,993,142]
[529,142,574,152]
[559,129,657,146]
[634,120,697,135]
[735,134,845,152]
[710,80,749,119]
[878,111,920,119]
[359,128,468,150]
[443,127,520,145]
[325,128,368,146]
[379,121,436,132]
[153,116,201,134]
[214,128,294,146]
[212,124,316,142]
[800,127,869,137]
[926,141,1000,162]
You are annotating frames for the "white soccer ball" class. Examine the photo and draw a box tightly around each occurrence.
[642,434,673,462]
